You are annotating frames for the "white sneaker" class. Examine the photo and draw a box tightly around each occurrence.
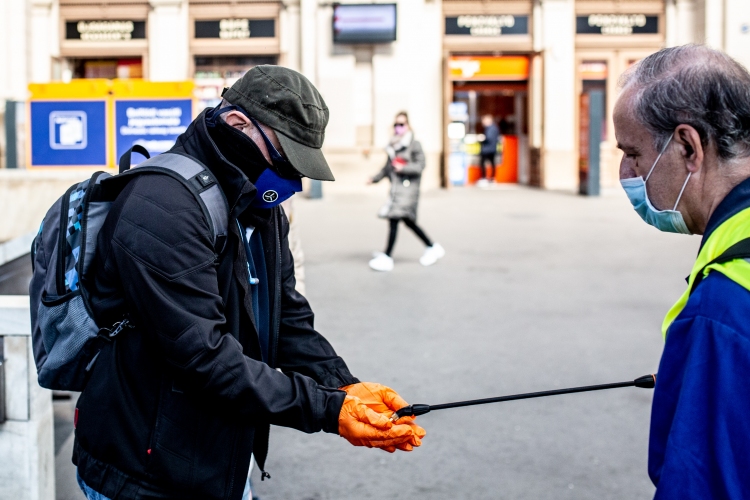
[369,253,394,271]
[420,243,445,267]
[476,178,489,188]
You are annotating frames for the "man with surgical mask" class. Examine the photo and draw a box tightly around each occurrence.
[615,45,750,499]
[73,66,425,500]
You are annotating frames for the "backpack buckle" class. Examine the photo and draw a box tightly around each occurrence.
[99,319,134,341]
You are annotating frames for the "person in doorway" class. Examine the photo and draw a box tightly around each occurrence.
[71,66,425,500]
[615,45,750,498]
[477,114,500,187]
[367,112,444,272]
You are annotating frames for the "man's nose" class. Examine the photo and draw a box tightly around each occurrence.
[619,160,638,180]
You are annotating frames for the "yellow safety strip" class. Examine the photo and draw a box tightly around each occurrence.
[662,206,750,339]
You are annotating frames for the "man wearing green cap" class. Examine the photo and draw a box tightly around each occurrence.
[72,65,425,500]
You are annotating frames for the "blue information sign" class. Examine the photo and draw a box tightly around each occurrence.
[114,99,192,163]
[30,100,108,166]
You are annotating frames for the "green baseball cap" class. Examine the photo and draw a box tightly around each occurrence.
[222,65,335,181]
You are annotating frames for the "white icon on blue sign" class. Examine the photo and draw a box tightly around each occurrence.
[49,111,88,150]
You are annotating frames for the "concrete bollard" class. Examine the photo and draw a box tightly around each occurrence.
[0,296,55,500]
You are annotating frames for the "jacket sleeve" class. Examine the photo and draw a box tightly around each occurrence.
[649,312,750,498]
[371,160,391,183]
[399,141,426,176]
[110,176,343,434]
[275,208,360,390]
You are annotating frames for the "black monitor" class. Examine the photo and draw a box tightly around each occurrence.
[333,4,397,44]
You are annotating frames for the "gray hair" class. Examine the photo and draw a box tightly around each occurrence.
[620,44,750,161]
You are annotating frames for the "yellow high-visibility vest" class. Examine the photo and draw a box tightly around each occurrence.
[662,207,750,339]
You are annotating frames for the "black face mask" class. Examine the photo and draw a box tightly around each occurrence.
[207,115,268,183]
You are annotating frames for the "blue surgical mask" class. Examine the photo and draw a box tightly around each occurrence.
[251,168,302,209]
[620,133,692,234]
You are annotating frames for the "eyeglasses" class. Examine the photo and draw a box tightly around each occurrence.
[394,123,407,128]
[248,116,302,179]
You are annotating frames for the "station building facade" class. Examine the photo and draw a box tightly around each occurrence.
[2,0,750,192]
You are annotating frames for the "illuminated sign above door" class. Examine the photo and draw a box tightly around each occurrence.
[576,15,658,35]
[449,56,529,81]
[194,19,276,39]
[445,15,529,36]
[65,20,146,41]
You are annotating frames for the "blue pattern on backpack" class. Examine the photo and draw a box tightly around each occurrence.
[64,181,89,293]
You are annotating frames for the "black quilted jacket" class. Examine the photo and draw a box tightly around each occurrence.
[73,111,358,500]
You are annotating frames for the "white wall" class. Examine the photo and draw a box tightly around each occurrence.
[724,0,750,70]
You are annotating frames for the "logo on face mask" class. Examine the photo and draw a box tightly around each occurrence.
[262,190,279,203]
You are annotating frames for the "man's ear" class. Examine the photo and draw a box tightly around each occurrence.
[223,111,251,130]
[674,124,703,174]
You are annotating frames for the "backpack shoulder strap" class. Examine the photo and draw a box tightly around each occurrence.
[690,237,750,294]
[116,149,229,252]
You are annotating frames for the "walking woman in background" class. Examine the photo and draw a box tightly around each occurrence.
[367,111,444,272]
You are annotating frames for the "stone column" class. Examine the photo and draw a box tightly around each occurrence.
[541,0,576,191]
[299,0,317,84]
[703,0,725,49]
[528,0,544,186]
[0,0,29,168]
[148,0,189,81]
[280,0,301,71]
[673,0,698,45]
[29,0,55,84]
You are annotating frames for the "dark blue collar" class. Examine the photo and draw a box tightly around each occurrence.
[701,177,750,250]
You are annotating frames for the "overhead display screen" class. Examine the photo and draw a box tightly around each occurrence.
[333,4,397,44]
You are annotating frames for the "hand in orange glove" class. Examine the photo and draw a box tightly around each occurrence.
[342,382,426,452]
[339,395,423,453]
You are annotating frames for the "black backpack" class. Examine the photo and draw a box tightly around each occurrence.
[29,146,229,390]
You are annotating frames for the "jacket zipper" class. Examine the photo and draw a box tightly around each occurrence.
[271,210,282,368]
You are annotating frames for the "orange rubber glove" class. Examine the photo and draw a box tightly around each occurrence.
[339,396,423,453]
[342,382,426,452]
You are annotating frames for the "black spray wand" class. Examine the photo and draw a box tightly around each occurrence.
[391,374,656,422]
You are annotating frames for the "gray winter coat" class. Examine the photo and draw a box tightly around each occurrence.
[372,137,425,221]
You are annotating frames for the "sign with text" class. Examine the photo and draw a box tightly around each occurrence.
[576,15,658,35]
[30,100,108,167]
[194,19,275,39]
[445,15,528,36]
[114,99,192,162]
[65,20,146,41]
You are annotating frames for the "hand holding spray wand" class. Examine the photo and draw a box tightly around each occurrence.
[391,374,656,422]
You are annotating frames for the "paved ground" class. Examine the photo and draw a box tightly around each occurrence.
[49,184,700,500]
[251,185,698,500]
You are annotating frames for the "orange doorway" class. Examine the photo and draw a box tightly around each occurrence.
[447,56,529,186]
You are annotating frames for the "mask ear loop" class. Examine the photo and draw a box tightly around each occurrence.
[672,172,692,211]
[645,132,675,183]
